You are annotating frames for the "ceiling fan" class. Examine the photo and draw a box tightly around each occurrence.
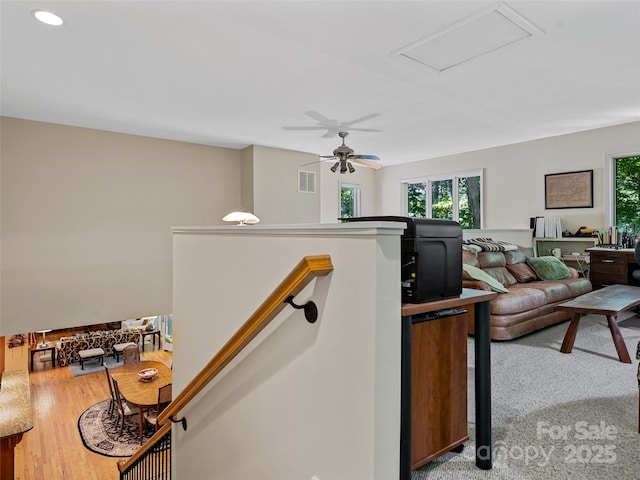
[318,132,382,174]
[283,111,382,138]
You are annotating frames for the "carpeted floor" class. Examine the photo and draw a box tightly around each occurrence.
[78,399,155,457]
[412,312,640,479]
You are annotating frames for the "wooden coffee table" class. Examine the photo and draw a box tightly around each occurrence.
[559,284,640,363]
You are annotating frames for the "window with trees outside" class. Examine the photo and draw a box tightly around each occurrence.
[340,183,361,219]
[613,154,640,237]
[404,170,482,229]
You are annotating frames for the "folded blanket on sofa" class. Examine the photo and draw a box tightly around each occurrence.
[463,237,518,252]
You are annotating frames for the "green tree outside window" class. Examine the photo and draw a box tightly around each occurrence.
[615,155,640,235]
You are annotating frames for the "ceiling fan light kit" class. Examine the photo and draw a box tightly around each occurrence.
[322,132,381,174]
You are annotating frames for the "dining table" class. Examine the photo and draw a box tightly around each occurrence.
[110,360,172,444]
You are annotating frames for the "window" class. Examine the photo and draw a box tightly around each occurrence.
[613,154,640,235]
[404,170,483,228]
[340,183,361,218]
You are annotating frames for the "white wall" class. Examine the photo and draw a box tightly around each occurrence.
[0,117,242,334]
[172,223,403,480]
[376,121,640,233]
[320,160,378,223]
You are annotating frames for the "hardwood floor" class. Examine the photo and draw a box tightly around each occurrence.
[14,345,172,480]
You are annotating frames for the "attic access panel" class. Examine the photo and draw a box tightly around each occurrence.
[393,3,543,73]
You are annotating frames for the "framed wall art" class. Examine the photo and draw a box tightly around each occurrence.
[544,169,593,209]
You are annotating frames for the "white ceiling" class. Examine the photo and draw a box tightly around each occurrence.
[2,1,639,166]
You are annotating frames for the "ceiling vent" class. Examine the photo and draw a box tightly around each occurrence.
[298,170,316,193]
[392,2,544,73]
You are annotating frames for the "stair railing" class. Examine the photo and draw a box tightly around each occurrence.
[117,423,171,479]
[158,254,333,430]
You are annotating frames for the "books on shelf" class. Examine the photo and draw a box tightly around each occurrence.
[532,216,563,238]
[595,227,624,246]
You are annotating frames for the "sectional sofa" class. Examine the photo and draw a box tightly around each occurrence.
[55,329,142,366]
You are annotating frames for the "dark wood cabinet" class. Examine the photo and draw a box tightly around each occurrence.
[400,289,496,478]
[588,248,639,289]
[410,311,468,469]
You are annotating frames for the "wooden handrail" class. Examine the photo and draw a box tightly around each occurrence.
[157,254,333,427]
[117,423,171,473]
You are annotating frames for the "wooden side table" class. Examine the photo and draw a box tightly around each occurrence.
[29,343,56,371]
[140,330,161,351]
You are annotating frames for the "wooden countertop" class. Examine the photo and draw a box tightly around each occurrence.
[401,288,497,317]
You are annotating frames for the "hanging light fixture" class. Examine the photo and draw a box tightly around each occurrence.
[222,207,260,226]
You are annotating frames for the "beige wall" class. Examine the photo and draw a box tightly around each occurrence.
[1,117,242,335]
[376,121,640,233]
[320,160,378,223]
[2,117,639,335]
[251,145,321,224]
[172,224,402,479]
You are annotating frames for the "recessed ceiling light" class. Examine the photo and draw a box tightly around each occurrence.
[32,10,64,26]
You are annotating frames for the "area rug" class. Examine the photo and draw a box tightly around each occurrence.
[78,399,154,457]
[412,312,640,480]
[68,354,145,377]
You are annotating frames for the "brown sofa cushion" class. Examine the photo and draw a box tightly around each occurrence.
[507,263,538,283]
[490,286,547,315]
[477,251,507,268]
[504,248,529,265]
[462,249,480,267]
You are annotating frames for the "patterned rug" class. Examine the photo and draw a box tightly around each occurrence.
[78,399,154,457]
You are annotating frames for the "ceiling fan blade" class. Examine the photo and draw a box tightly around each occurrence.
[349,155,382,169]
[351,154,380,161]
[282,126,329,131]
[343,113,380,126]
[299,160,324,167]
[349,127,383,133]
[304,110,334,123]
[300,155,337,167]
[322,130,339,138]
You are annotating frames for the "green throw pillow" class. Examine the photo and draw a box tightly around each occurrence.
[462,264,509,293]
[526,256,572,280]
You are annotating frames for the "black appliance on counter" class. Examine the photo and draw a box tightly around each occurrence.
[343,216,463,303]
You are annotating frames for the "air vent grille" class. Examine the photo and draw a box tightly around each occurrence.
[298,170,316,193]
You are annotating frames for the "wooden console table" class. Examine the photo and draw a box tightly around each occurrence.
[588,247,639,289]
[0,370,34,479]
[400,288,497,478]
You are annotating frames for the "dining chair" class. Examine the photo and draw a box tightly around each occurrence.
[122,344,141,364]
[111,377,142,438]
[143,383,173,433]
[103,366,118,416]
